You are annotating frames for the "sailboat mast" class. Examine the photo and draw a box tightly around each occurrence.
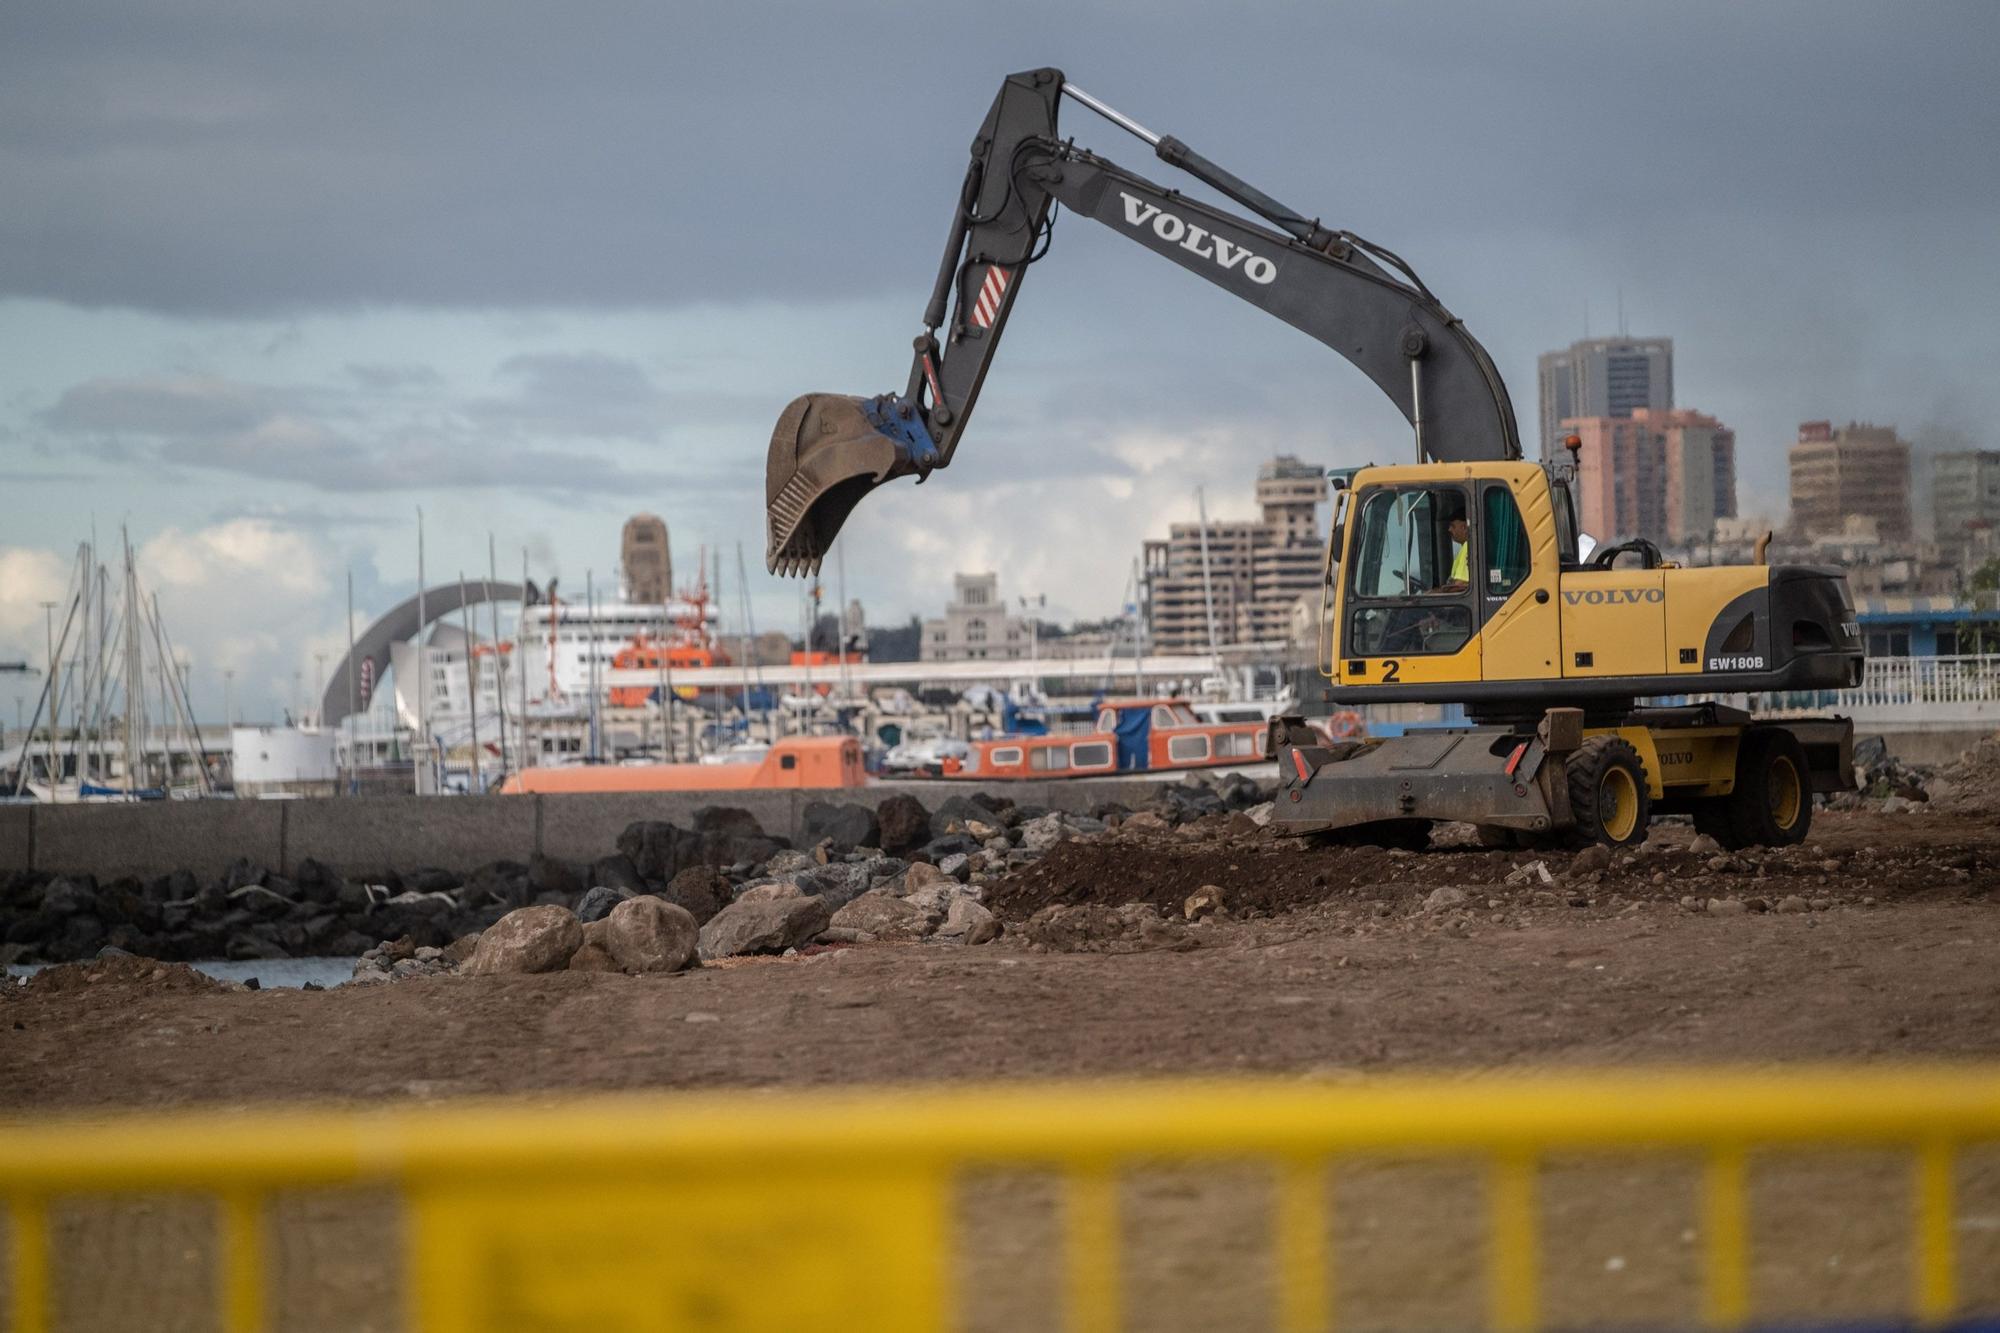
[123,531,142,796]
[487,535,509,774]
[458,573,481,792]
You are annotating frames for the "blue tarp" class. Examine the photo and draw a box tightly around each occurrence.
[1113,706,1151,772]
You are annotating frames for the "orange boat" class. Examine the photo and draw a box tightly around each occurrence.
[602,561,736,708]
[606,636,723,707]
[921,699,1268,780]
[500,736,865,793]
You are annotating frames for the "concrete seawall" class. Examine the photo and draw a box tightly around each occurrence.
[0,779,1186,880]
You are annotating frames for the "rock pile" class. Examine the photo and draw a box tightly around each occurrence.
[1930,731,2000,813]
[3,773,1278,980]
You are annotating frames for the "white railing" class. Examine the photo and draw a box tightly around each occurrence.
[1707,654,2000,726]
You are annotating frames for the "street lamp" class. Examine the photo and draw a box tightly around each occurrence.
[223,669,235,729]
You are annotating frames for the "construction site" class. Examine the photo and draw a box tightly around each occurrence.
[8,13,2000,1331]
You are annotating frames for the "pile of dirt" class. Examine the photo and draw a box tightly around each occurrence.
[1932,731,2000,813]
[988,835,1463,921]
[986,814,2000,925]
[7,956,231,998]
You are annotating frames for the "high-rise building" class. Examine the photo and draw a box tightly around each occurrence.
[1143,455,1329,653]
[1932,450,2000,568]
[1537,337,1675,459]
[1787,421,1912,543]
[1564,409,1737,546]
[619,514,672,603]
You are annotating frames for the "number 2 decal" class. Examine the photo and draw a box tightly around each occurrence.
[1381,659,1401,683]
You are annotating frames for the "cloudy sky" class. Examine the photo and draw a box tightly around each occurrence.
[3,0,1997,721]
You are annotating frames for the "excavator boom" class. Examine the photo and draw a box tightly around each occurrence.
[765,67,1521,574]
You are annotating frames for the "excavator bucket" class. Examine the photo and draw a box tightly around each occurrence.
[765,392,938,575]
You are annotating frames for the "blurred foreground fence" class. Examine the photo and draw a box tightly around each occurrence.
[5,1069,2000,1331]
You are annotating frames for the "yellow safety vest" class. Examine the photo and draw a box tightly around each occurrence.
[1450,541,1468,583]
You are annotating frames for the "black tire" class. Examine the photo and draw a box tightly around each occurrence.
[1712,729,1814,848]
[1567,736,1652,848]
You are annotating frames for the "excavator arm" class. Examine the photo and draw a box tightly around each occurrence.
[766,67,1521,574]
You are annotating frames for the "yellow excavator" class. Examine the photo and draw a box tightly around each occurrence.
[765,68,1863,849]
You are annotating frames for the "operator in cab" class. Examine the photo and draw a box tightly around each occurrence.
[1433,504,1470,594]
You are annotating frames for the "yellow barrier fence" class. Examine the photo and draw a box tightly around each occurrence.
[4,1067,2000,1331]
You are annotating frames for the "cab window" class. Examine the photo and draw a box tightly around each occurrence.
[1345,485,1474,657]
[1352,488,1448,597]
[1549,479,1580,566]
[1482,486,1532,598]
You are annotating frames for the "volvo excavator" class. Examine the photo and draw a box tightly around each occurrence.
[765,68,1864,849]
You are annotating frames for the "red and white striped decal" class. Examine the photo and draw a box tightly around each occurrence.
[970,265,1011,328]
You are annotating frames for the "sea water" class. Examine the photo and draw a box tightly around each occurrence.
[6,957,361,989]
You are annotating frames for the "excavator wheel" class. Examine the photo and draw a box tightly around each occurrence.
[1566,736,1652,848]
[1693,729,1813,849]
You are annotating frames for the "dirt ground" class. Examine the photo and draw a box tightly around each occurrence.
[6,809,1999,1108]
[5,807,2000,1329]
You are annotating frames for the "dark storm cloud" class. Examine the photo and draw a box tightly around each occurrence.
[3,0,1994,317]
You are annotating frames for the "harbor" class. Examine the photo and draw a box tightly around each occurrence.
[7,10,2000,1327]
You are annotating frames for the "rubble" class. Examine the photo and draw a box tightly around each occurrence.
[12,758,1993,992]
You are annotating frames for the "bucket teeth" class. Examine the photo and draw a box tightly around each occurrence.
[764,391,912,578]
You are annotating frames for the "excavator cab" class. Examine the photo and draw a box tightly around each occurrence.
[766,392,939,576]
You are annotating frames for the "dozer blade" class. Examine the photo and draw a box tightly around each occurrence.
[764,392,939,576]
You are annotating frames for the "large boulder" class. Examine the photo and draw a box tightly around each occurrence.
[617,821,693,882]
[462,905,583,976]
[698,895,832,960]
[601,896,700,973]
[875,795,932,856]
[662,866,731,925]
[829,891,935,941]
[693,807,788,868]
[800,800,880,852]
